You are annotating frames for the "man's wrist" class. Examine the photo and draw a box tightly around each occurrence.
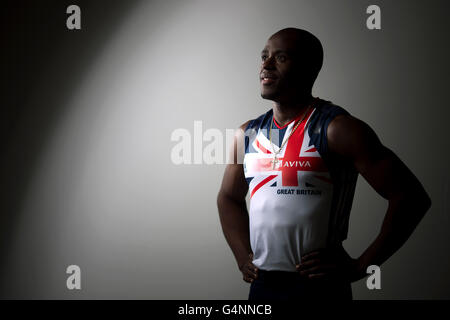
[237,252,252,270]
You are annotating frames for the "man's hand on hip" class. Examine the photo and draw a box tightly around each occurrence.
[240,253,259,283]
[296,247,365,283]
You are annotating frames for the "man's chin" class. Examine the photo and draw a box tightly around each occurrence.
[260,90,278,100]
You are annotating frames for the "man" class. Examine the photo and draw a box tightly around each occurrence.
[216,28,431,300]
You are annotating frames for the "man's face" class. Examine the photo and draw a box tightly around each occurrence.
[260,34,305,101]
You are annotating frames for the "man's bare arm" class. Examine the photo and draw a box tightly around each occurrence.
[298,114,432,281]
[217,121,258,282]
[329,115,431,276]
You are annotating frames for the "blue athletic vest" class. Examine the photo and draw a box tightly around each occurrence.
[243,97,358,271]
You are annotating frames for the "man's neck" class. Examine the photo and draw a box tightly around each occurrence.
[272,94,315,127]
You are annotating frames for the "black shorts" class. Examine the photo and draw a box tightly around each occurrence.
[248,269,353,301]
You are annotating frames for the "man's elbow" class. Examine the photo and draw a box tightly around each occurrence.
[422,193,432,213]
[408,188,432,217]
[217,190,225,210]
[217,190,231,211]
[414,193,432,227]
[217,189,246,212]
[392,185,432,218]
[415,181,432,213]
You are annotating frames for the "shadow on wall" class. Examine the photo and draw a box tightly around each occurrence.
[0,0,142,295]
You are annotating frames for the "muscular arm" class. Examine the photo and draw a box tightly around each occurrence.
[217,121,258,281]
[328,114,432,279]
[299,114,432,281]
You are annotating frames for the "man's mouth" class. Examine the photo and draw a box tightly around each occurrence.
[261,77,277,85]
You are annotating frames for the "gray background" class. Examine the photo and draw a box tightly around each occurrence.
[1,0,449,299]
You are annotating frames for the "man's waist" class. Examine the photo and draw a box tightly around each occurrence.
[257,269,302,280]
[256,268,350,287]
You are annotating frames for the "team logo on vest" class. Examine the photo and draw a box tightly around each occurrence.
[244,109,334,199]
[276,187,322,195]
[276,160,311,168]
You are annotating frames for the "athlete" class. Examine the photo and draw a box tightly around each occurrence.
[217,28,431,300]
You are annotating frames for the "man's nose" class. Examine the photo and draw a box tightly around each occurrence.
[262,55,275,69]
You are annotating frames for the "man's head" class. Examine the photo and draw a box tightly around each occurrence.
[260,28,323,101]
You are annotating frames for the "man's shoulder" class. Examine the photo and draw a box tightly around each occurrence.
[242,109,272,131]
[304,99,355,158]
[313,99,351,119]
[326,109,380,159]
[306,99,351,138]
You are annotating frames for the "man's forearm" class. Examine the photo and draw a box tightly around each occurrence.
[356,192,431,276]
[217,192,252,269]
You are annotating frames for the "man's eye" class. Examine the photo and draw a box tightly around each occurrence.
[261,55,267,61]
[276,55,286,62]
